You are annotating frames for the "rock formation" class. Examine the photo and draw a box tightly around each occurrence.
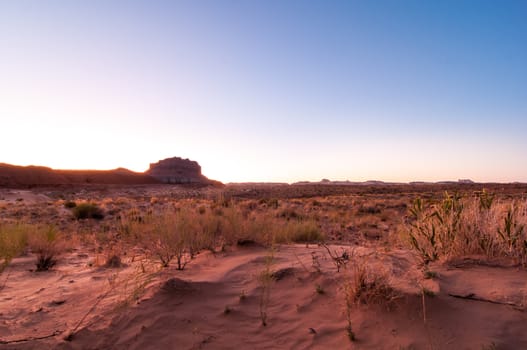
[145,157,209,184]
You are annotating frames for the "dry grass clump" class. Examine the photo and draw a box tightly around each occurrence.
[0,222,28,273]
[405,191,527,265]
[27,225,65,271]
[344,258,399,307]
[341,255,399,341]
[258,251,275,326]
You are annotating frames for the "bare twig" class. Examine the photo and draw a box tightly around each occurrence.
[292,250,309,273]
[65,279,116,341]
[421,288,427,323]
[320,243,349,272]
[0,330,63,344]
[448,292,525,310]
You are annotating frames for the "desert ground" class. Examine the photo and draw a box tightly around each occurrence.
[1,183,527,349]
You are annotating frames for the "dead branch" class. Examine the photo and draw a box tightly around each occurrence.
[448,292,524,310]
[0,330,63,344]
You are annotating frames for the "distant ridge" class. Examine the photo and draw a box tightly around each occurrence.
[0,157,220,187]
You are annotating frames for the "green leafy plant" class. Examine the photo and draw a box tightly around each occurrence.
[478,189,495,210]
[406,193,464,264]
[406,198,440,264]
[497,204,525,256]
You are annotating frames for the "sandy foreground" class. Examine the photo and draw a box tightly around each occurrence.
[2,242,527,350]
[2,186,527,349]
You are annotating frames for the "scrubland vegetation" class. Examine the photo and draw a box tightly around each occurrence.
[2,187,526,282]
[406,190,527,266]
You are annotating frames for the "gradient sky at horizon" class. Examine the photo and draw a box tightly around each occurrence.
[1,0,526,183]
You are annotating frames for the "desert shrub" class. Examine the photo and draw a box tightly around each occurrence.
[238,214,274,245]
[290,221,324,243]
[27,225,63,271]
[117,208,148,245]
[278,208,302,220]
[72,203,105,220]
[267,198,279,209]
[64,200,77,209]
[146,211,184,268]
[275,220,324,244]
[198,205,207,215]
[311,199,322,207]
[0,223,28,273]
[196,210,224,252]
[357,205,381,215]
[177,207,201,259]
[258,198,279,209]
[139,207,200,269]
[220,206,247,246]
[242,200,258,212]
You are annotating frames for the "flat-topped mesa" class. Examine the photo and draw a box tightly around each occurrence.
[146,157,207,184]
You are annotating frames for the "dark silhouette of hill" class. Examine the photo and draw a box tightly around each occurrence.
[0,158,221,187]
[0,164,159,187]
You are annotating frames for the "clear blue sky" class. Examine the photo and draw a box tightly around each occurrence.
[1,0,526,183]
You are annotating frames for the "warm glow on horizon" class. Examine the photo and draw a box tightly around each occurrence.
[1,1,526,184]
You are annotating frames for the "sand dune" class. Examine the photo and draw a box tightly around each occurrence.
[2,243,526,349]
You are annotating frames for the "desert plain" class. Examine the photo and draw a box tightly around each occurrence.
[1,183,527,349]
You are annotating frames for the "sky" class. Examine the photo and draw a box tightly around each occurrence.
[1,0,526,183]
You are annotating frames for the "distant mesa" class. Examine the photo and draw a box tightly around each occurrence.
[146,157,213,185]
[0,156,219,187]
[458,179,475,184]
